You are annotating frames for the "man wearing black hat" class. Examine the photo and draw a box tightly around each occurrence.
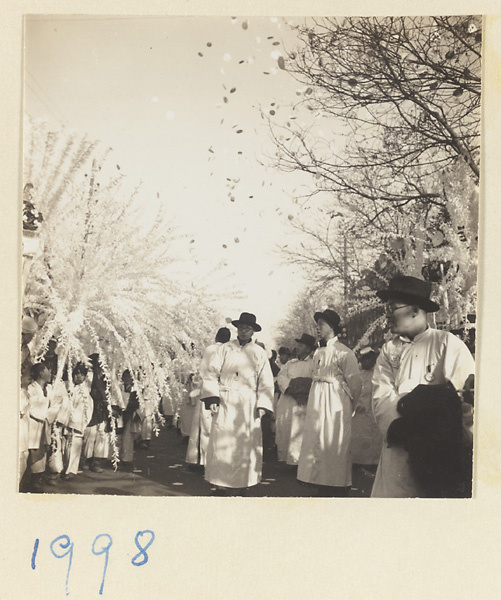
[276,334,317,465]
[186,327,231,469]
[371,275,475,497]
[199,313,274,494]
[297,310,362,496]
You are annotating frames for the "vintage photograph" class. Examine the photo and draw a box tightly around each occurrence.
[20,15,480,498]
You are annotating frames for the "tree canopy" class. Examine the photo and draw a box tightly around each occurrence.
[270,16,481,343]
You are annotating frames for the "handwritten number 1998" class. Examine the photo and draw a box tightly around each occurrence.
[35,530,154,596]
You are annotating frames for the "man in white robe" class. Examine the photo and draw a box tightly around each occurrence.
[371,275,475,498]
[186,327,231,467]
[351,347,382,468]
[298,310,362,496]
[275,333,316,465]
[200,312,274,494]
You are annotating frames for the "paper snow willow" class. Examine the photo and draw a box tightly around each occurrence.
[23,118,222,466]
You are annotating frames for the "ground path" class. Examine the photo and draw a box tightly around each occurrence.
[24,424,376,497]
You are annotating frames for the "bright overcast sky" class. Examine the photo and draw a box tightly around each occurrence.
[24,15,335,347]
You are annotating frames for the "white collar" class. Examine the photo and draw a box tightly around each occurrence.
[398,326,431,343]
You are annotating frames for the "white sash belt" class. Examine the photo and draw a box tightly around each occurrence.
[312,375,353,401]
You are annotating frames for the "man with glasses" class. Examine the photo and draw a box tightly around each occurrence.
[371,275,475,497]
[199,312,274,495]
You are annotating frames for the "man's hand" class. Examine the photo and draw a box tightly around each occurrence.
[463,374,474,406]
[203,396,220,412]
[256,407,271,419]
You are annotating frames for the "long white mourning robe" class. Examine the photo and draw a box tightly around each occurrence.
[275,355,313,464]
[371,327,475,498]
[297,337,362,487]
[63,382,94,474]
[186,342,222,465]
[351,367,382,466]
[27,381,50,450]
[200,339,274,488]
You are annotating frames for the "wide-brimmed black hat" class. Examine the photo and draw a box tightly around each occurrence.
[294,333,317,350]
[376,276,440,313]
[314,309,341,331]
[231,312,262,332]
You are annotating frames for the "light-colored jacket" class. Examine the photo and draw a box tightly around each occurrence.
[371,327,475,497]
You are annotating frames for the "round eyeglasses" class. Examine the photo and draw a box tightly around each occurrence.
[385,304,411,315]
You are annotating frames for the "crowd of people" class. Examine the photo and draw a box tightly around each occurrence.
[20,329,158,492]
[20,275,475,498]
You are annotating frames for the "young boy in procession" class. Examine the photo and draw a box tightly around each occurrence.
[137,376,155,450]
[120,369,140,471]
[25,362,54,490]
[61,363,93,480]
[44,369,72,482]
[178,372,199,439]
[82,354,110,472]
[44,338,59,382]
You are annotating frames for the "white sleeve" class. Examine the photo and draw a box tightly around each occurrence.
[343,350,363,408]
[443,333,476,441]
[276,362,291,394]
[28,385,48,421]
[256,354,275,413]
[371,346,402,437]
[199,344,224,400]
[443,333,475,391]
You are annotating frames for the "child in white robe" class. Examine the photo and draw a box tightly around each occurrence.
[26,362,53,490]
[62,363,93,480]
